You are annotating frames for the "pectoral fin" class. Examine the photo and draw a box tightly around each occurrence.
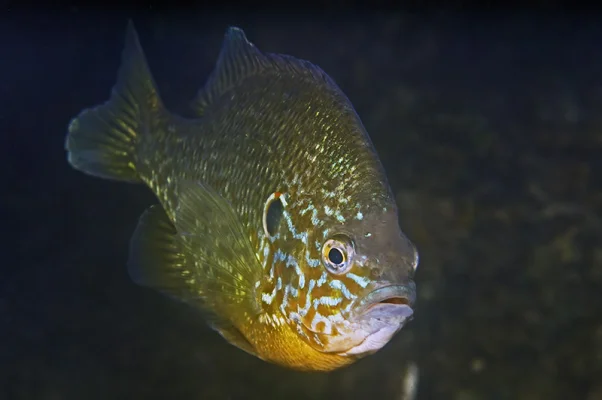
[127,183,263,356]
[172,180,263,316]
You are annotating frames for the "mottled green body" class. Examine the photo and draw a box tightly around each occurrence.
[142,57,393,225]
[66,22,418,371]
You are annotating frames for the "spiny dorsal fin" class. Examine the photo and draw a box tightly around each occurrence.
[190,27,337,116]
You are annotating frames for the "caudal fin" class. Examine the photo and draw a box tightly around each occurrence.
[65,20,164,182]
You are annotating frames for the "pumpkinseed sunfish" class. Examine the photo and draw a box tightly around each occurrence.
[65,21,419,372]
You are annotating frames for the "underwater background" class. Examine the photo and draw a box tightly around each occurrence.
[2,10,601,400]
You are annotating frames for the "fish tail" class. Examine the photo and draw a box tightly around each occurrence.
[65,20,164,182]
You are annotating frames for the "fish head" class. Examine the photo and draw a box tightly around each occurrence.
[316,206,418,357]
[271,192,418,359]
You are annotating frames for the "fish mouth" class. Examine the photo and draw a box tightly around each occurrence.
[355,283,416,317]
[338,283,416,356]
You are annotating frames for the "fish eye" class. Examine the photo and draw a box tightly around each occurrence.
[322,235,354,275]
[328,248,344,265]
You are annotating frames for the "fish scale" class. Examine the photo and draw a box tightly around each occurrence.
[65,21,418,371]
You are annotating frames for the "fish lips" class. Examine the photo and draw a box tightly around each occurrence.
[311,283,416,356]
[354,282,416,318]
[339,283,415,356]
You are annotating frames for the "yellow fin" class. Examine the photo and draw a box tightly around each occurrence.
[128,203,258,356]
[172,181,263,317]
[209,318,258,357]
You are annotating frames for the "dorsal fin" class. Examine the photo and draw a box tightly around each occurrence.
[190,27,337,116]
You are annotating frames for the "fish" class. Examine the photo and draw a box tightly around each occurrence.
[65,21,419,372]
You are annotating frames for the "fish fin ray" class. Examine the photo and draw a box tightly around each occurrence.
[129,205,258,356]
[173,180,263,318]
[65,20,164,182]
[128,205,195,300]
[190,27,337,116]
[207,316,258,357]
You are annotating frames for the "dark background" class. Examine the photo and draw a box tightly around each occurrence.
[2,8,602,400]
